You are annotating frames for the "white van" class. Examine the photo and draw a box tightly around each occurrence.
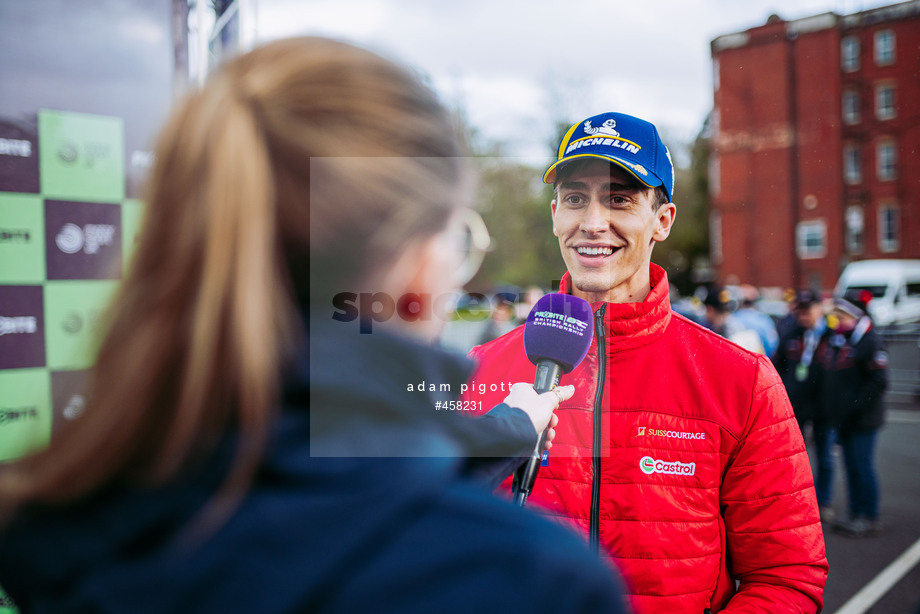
[834,259,920,326]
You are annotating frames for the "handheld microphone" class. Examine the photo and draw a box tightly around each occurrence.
[513,293,595,506]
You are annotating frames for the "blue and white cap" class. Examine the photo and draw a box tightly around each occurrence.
[543,112,674,201]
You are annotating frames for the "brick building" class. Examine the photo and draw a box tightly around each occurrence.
[709,0,920,292]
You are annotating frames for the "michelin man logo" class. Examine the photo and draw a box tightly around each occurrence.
[583,119,619,137]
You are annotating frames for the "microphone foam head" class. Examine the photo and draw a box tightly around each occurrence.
[523,293,595,373]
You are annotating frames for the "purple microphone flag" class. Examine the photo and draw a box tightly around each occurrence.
[523,293,595,373]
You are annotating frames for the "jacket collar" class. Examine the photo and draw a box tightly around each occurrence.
[558,263,672,352]
[300,319,474,406]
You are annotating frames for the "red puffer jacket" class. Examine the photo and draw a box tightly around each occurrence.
[463,265,827,613]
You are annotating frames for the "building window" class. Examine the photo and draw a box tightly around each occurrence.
[845,205,864,254]
[878,203,899,252]
[713,58,720,91]
[874,30,895,66]
[708,155,721,198]
[876,83,896,120]
[877,140,897,181]
[796,220,827,260]
[709,211,722,266]
[842,90,860,125]
[844,144,862,184]
[842,36,860,72]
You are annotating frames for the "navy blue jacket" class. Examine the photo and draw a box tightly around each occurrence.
[820,319,888,432]
[0,322,628,613]
[773,321,832,425]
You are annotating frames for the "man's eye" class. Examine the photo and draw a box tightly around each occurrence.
[564,195,585,205]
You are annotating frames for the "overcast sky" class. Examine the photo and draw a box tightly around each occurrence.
[250,0,903,163]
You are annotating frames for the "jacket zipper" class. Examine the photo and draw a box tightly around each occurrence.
[590,304,607,554]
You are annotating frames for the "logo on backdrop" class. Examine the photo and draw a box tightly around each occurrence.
[44,200,122,280]
[55,222,115,254]
[60,309,101,336]
[0,137,32,157]
[0,406,39,425]
[0,228,31,243]
[51,370,90,437]
[0,315,38,336]
[0,120,39,193]
[56,139,111,168]
[61,311,83,334]
[55,223,83,253]
[63,394,86,420]
[0,286,45,369]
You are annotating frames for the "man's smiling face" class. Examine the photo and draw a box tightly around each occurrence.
[551,159,676,304]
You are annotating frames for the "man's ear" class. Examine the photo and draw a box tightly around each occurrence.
[652,202,677,243]
[551,199,558,236]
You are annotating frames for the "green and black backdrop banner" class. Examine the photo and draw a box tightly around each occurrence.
[1,2,176,608]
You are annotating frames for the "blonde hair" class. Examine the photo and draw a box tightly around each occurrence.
[0,37,468,524]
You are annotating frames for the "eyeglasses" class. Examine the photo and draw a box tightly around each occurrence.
[447,208,492,286]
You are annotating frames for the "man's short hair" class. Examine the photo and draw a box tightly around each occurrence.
[651,186,669,210]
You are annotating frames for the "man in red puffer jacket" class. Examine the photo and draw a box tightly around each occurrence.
[462,112,828,613]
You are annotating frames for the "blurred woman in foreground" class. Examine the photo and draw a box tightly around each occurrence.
[0,37,626,613]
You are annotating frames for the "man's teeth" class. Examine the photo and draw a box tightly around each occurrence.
[576,246,614,256]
